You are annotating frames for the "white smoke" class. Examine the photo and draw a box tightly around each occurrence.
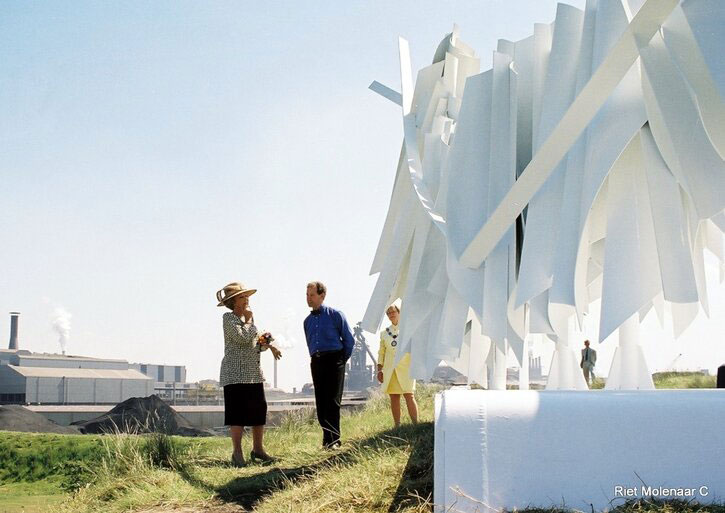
[270,308,297,350]
[51,307,72,355]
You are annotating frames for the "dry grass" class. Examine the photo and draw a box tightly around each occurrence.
[591,371,715,390]
[52,385,439,513]
[3,378,722,513]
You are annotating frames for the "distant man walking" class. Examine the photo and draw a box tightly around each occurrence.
[580,339,597,387]
[303,281,355,448]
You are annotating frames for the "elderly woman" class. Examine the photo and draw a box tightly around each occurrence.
[217,282,281,466]
[377,304,418,428]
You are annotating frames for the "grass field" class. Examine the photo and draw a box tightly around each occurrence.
[0,432,107,512]
[0,375,721,513]
[650,371,717,389]
[0,386,436,513]
[591,371,716,389]
[0,481,66,513]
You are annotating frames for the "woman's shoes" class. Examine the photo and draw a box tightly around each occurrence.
[250,450,278,464]
[231,452,246,468]
[231,450,277,466]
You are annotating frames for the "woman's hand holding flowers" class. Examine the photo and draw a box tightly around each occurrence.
[257,332,282,360]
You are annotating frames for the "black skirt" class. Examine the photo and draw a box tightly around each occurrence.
[224,382,267,426]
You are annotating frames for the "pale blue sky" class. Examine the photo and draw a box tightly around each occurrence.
[29,0,725,392]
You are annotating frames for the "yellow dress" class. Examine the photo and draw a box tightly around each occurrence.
[377,324,415,394]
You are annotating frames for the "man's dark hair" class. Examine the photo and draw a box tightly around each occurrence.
[307,281,327,295]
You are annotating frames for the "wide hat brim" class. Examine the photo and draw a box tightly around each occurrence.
[216,287,256,307]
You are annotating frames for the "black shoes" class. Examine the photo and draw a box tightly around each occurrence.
[232,450,277,466]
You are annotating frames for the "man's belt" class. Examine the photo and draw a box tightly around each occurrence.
[311,349,343,358]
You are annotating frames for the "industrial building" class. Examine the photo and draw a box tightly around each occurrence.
[130,363,187,383]
[0,365,153,404]
[0,312,189,405]
[0,348,154,405]
[127,362,196,403]
[346,323,377,391]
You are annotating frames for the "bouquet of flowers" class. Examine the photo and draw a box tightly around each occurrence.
[257,332,282,360]
[257,332,274,345]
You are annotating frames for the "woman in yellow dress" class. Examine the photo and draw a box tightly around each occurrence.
[377,305,418,428]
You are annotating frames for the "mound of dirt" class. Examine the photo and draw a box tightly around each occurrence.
[73,395,214,437]
[0,405,80,434]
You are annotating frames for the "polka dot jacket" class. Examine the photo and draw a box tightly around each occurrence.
[219,312,268,386]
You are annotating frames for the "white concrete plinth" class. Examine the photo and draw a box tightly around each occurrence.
[434,388,725,512]
[606,314,655,390]
[545,340,589,390]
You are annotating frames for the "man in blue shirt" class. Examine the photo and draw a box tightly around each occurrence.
[304,281,355,448]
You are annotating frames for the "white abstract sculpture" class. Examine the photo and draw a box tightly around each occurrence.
[363,0,724,390]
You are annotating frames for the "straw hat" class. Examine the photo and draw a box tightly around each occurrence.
[216,282,257,307]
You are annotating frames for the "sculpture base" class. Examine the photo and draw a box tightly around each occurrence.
[545,341,589,390]
[434,388,725,512]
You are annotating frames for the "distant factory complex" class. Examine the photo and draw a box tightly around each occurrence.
[0,312,190,405]
[1,311,551,408]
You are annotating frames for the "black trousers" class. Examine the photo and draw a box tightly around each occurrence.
[310,350,346,446]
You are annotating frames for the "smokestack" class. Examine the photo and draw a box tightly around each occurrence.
[273,358,278,389]
[8,312,19,350]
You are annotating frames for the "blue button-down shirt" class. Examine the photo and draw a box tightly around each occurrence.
[303,304,355,359]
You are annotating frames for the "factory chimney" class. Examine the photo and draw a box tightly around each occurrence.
[8,312,19,350]
[274,358,278,389]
